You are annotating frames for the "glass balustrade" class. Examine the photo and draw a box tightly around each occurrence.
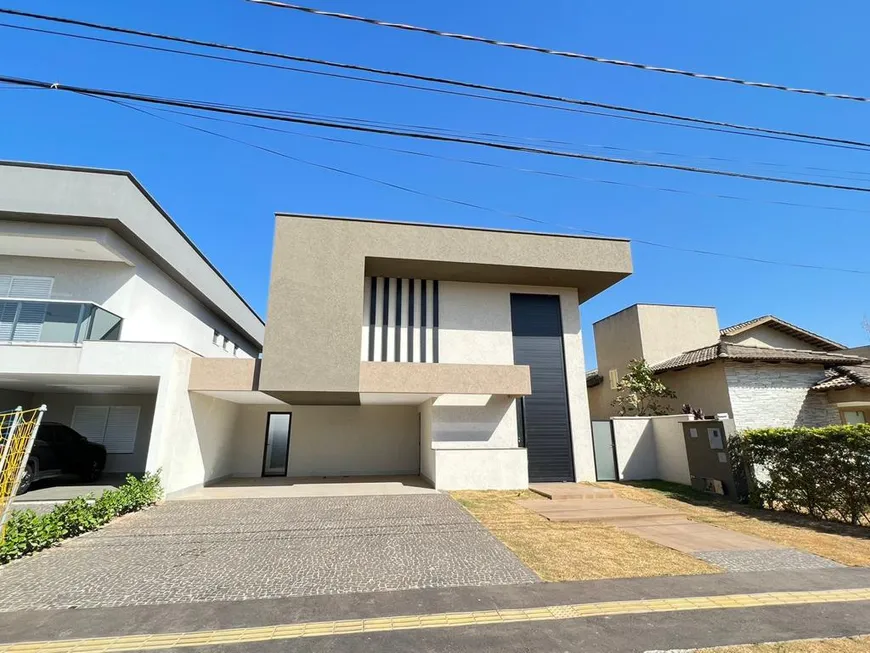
[0,300,122,344]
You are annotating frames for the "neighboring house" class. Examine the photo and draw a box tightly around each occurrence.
[1,160,633,495]
[586,305,868,429]
[0,161,265,481]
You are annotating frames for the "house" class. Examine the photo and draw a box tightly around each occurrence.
[1,160,633,495]
[586,305,869,429]
[0,161,264,485]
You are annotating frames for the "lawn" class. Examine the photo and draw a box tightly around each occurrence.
[603,481,870,567]
[451,490,717,581]
[698,635,870,652]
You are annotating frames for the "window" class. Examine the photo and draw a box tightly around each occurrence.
[212,330,221,346]
[608,369,620,390]
[71,405,140,454]
[843,410,866,425]
[233,343,240,357]
[0,275,54,299]
[224,338,233,352]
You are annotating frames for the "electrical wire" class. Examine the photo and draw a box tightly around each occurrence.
[6,20,870,183]
[2,10,870,153]
[142,103,870,216]
[250,0,870,103]
[4,74,870,195]
[78,91,870,276]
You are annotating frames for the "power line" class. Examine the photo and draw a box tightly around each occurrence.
[5,74,870,195]
[77,92,870,277]
[249,1,870,104]
[146,104,870,216]
[7,20,870,182]
[2,11,870,152]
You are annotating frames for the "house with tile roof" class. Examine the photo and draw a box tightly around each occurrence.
[586,304,870,429]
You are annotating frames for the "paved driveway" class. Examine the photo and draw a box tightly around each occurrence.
[0,495,537,611]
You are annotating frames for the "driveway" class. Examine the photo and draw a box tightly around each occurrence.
[0,494,537,611]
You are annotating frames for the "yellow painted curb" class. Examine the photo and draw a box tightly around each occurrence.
[1,588,868,652]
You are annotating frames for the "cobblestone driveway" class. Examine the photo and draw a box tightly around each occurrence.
[0,495,538,611]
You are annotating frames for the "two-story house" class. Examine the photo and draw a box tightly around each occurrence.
[0,161,264,484]
[1,161,633,495]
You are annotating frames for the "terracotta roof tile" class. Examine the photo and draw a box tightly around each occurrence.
[651,342,867,374]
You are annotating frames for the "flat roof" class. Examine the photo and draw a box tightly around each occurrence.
[275,212,631,243]
[0,160,264,347]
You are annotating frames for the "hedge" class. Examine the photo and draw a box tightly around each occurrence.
[734,424,870,526]
[1,472,162,564]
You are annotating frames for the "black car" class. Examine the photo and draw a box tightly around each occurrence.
[18,422,107,494]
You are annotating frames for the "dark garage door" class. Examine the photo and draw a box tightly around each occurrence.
[510,294,575,482]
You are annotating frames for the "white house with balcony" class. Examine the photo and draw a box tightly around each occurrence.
[0,161,264,481]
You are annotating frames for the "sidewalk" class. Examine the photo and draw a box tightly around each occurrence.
[1,567,867,652]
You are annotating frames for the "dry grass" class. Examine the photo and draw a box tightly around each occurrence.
[697,635,870,652]
[450,490,717,581]
[603,482,870,567]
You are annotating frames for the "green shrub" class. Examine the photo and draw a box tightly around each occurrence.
[734,424,870,526]
[0,471,163,564]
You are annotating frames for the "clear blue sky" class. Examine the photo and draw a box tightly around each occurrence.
[2,0,869,365]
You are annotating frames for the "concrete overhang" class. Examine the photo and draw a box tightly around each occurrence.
[0,161,264,350]
[358,362,531,396]
[188,358,259,392]
[258,213,633,404]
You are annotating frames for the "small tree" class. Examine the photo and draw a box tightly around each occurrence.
[611,359,677,416]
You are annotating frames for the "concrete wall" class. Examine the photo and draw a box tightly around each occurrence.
[433,448,528,490]
[657,361,733,418]
[31,392,156,474]
[419,400,435,484]
[651,416,692,485]
[0,244,257,358]
[636,305,720,366]
[722,325,824,351]
[725,362,840,431]
[611,417,658,480]
[231,405,420,477]
[611,415,692,484]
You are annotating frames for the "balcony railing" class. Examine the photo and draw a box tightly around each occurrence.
[0,299,122,344]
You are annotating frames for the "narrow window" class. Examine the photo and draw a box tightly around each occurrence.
[609,369,619,390]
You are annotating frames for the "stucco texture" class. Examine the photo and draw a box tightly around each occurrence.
[231,405,420,478]
[259,215,630,403]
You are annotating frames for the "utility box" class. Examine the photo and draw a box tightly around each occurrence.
[682,419,741,501]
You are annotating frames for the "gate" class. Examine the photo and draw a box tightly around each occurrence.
[591,419,619,481]
[0,405,47,540]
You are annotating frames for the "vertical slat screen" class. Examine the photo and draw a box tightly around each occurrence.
[362,277,439,363]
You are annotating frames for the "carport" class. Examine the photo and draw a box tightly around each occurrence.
[0,373,158,477]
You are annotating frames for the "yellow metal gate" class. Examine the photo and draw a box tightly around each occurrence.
[0,405,47,540]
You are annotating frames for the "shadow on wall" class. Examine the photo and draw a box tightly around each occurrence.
[430,395,512,444]
[188,393,240,485]
[612,418,658,480]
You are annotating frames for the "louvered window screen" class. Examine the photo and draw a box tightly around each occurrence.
[0,275,54,342]
[71,406,140,454]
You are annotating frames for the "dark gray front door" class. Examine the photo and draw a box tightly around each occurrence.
[510,294,575,482]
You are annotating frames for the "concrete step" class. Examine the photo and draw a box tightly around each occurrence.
[517,498,684,523]
[528,483,615,500]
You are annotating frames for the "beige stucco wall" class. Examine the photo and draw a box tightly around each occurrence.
[657,361,733,418]
[260,215,631,404]
[232,405,419,477]
[636,305,720,366]
[721,325,825,351]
